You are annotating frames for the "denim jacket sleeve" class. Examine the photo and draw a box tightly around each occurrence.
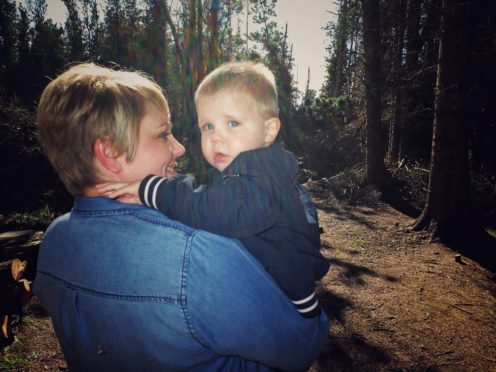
[185,230,329,371]
[139,174,283,238]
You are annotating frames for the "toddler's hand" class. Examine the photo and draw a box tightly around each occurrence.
[96,181,142,205]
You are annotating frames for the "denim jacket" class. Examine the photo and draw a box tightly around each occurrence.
[34,196,329,371]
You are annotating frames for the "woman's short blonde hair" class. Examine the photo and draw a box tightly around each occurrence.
[37,63,168,195]
[195,61,279,119]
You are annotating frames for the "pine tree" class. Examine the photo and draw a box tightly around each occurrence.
[362,0,386,189]
[413,0,477,243]
[0,0,17,93]
[63,0,84,62]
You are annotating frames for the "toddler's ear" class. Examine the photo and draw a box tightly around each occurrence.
[94,137,123,174]
[264,117,281,144]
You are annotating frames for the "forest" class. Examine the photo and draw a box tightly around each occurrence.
[1,0,496,370]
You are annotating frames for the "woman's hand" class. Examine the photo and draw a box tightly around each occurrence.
[96,181,142,204]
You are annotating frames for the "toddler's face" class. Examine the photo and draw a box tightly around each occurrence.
[196,90,275,171]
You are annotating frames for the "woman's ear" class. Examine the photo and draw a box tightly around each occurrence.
[93,137,123,174]
[264,117,281,144]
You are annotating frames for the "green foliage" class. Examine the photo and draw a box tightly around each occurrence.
[9,205,55,230]
[0,334,40,371]
[0,0,17,93]
[293,92,363,177]
[248,0,297,147]
[0,354,29,371]
[322,0,362,98]
[29,1,66,83]
[63,0,84,61]
[10,314,36,329]
[0,95,71,215]
[0,96,39,156]
[312,95,353,131]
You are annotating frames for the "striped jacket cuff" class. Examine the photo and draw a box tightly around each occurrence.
[292,291,321,318]
[139,175,167,210]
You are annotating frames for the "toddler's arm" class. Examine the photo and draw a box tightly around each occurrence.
[138,174,282,238]
[97,181,142,204]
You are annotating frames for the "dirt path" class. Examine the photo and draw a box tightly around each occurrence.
[2,202,496,371]
[313,200,496,371]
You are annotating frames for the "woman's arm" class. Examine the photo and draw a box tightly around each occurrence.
[187,231,329,370]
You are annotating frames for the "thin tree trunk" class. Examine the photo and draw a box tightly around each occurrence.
[332,0,348,97]
[161,0,205,173]
[196,0,204,83]
[388,0,407,163]
[208,0,220,69]
[362,0,386,189]
[161,0,184,72]
[400,0,422,156]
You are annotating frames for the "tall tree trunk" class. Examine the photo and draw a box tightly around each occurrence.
[147,0,168,89]
[208,0,220,70]
[183,0,204,172]
[400,0,422,156]
[347,4,360,96]
[161,0,206,173]
[362,0,386,189]
[388,0,407,163]
[196,0,204,82]
[332,0,349,97]
[413,0,475,242]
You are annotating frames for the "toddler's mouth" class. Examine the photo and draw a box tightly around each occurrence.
[214,153,228,163]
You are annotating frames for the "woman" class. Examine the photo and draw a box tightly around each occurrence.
[34,63,329,371]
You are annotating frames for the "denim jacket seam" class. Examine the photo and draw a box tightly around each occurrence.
[73,208,195,234]
[179,231,211,349]
[36,270,181,303]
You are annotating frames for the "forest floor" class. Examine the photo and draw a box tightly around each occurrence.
[1,194,496,371]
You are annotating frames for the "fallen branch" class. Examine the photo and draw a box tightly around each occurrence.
[433,350,454,356]
[449,303,473,315]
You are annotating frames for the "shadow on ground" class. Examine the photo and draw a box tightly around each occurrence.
[314,330,391,371]
[381,184,421,218]
[314,251,400,371]
[316,287,392,371]
[456,229,496,274]
[327,257,397,286]
[316,203,379,230]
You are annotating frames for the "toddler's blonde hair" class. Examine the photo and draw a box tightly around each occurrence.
[195,61,279,119]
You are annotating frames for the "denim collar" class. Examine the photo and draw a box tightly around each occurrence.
[73,196,143,212]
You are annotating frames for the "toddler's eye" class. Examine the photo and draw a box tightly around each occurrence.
[203,123,214,132]
[228,120,239,127]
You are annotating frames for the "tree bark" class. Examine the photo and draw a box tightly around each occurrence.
[388,0,407,163]
[400,0,422,156]
[332,0,349,97]
[362,0,387,189]
[207,0,220,69]
[413,0,475,242]
[161,0,205,173]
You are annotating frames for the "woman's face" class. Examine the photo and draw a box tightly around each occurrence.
[119,104,185,181]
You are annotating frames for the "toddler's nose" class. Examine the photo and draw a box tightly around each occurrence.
[211,128,225,143]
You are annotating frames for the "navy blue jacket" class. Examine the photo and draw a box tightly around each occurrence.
[139,144,330,317]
